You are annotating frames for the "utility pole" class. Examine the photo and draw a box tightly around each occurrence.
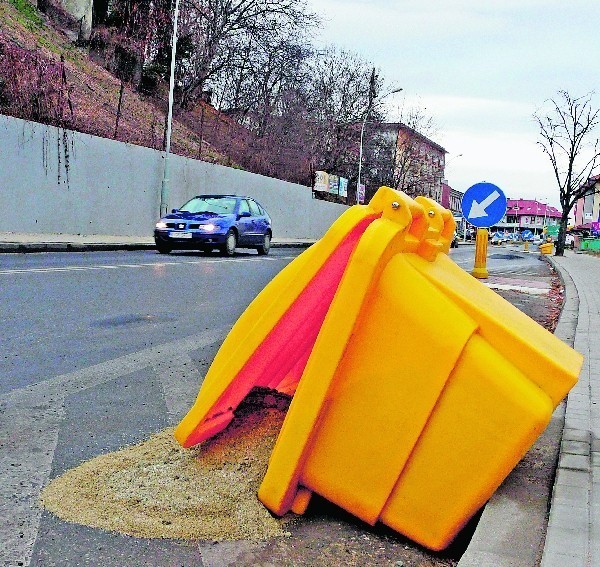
[159,0,181,217]
[356,71,402,204]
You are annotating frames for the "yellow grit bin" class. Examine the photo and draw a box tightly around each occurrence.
[175,186,582,551]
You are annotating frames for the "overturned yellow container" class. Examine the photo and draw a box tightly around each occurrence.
[175,187,582,551]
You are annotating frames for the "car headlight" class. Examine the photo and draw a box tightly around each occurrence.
[199,223,217,232]
[155,221,168,229]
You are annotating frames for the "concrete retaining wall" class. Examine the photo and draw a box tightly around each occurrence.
[0,114,346,238]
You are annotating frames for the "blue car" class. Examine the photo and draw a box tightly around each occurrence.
[154,195,272,256]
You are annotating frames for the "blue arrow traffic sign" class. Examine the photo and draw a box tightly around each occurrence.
[521,229,534,241]
[461,182,507,228]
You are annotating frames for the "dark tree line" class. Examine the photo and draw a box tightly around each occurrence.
[88,0,427,191]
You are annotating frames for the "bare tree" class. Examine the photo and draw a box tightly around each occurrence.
[218,38,311,134]
[535,90,600,255]
[176,0,318,108]
[202,37,313,182]
[208,44,379,187]
[91,0,173,92]
[305,47,383,189]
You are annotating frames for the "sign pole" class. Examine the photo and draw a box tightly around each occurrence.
[461,181,507,282]
[472,228,490,279]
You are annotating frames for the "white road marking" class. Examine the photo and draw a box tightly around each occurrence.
[484,282,550,295]
[153,354,204,424]
[0,256,296,275]
[0,327,227,567]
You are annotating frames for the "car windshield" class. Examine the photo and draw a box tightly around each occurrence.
[179,197,237,215]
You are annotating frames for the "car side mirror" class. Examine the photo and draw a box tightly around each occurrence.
[238,211,251,219]
[171,208,178,213]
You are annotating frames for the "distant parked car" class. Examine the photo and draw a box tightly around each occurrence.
[154,195,272,255]
[565,233,575,249]
[451,232,459,248]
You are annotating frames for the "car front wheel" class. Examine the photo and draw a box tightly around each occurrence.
[221,229,237,256]
[257,233,271,255]
[156,242,172,254]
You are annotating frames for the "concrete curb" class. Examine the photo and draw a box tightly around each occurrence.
[544,255,579,350]
[0,242,156,253]
[270,241,315,249]
[0,241,315,253]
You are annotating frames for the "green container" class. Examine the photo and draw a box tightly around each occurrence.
[581,238,600,251]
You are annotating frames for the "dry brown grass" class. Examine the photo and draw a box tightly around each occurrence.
[0,1,226,164]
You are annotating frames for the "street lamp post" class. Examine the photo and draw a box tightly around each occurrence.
[356,87,403,204]
[159,0,181,218]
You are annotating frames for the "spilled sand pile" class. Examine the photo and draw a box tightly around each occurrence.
[40,406,289,540]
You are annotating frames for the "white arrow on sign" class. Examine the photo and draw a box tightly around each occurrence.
[468,190,500,219]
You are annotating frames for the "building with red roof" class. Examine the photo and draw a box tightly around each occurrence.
[496,199,562,235]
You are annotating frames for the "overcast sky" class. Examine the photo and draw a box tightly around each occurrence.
[306,0,600,206]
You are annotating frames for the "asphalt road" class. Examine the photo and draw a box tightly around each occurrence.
[451,243,554,277]
[0,249,300,395]
[0,244,550,395]
[0,244,555,567]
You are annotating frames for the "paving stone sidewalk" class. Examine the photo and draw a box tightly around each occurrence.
[541,251,600,567]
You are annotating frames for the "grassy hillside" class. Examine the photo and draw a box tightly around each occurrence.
[0,0,229,165]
